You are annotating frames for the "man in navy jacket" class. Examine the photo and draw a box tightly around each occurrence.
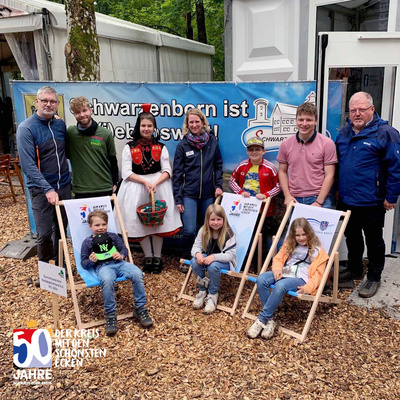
[17,86,71,273]
[336,91,400,298]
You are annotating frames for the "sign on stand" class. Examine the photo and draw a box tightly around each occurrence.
[38,261,67,298]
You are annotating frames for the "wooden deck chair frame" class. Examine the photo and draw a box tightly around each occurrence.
[0,154,17,203]
[178,196,272,316]
[55,195,134,329]
[242,201,351,342]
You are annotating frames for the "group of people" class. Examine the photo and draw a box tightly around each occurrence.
[16,86,400,338]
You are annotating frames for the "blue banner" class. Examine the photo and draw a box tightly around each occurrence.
[12,80,344,235]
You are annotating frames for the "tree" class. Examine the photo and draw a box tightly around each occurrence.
[64,0,100,81]
[195,0,207,43]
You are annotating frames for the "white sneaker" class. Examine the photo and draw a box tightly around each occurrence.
[247,319,266,339]
[204,293,218,314]
[261,320,277,340]
[193,290,207,309]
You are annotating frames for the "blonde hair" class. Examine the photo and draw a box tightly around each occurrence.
[88,210,108,225]
[70,96,91,113]
[182,108,210,135]
[285,218,320,261]
[201,204,232,251]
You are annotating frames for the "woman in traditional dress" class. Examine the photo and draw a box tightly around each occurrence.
[117,104,182,273]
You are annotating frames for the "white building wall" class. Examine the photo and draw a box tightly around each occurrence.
[232,0,400,82]
[232,0,299,81]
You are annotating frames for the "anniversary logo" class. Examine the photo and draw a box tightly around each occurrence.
[13,320,105,386]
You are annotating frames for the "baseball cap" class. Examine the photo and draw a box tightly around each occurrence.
[246,137,264,148]
[92,233,117,261]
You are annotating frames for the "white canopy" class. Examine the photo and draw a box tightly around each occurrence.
[0,0,214,81]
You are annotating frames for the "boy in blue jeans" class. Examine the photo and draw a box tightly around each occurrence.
[81,210,153,336]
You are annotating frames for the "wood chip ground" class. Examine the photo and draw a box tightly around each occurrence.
[1,186,399,399]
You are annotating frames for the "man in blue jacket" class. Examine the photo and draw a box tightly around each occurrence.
[336,91,400,298]
[17,86,71,275]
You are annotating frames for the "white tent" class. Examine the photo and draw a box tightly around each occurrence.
[0,0,214,82]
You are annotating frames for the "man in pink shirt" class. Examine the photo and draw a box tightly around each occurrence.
[277,102,337,209]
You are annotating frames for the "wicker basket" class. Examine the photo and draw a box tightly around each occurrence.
[137,191,168,227]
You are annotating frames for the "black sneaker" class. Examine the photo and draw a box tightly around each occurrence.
[133,306,153,328]
[143,257,154,273]
[105,313,118,336]
[339,269,363,283]
[152,257,163,274]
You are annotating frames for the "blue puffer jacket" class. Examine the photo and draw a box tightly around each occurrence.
[336,113,400,206]
[172,132,223,204]
[16,112,71,193]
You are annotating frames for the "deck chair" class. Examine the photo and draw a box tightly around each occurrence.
[0,154,17,203]
[242,202,351,342]
[178,192,272,315]
[55,195,134,329]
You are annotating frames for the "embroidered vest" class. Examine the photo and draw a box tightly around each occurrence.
[128,140,163,175]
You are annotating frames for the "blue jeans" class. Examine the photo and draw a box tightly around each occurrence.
[96,260,146,315]
[191,255,229,295]
[295,195,333,209]
[182,197,214,251]
[257,271,305,324]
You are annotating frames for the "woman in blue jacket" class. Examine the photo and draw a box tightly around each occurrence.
[173,109,223,261]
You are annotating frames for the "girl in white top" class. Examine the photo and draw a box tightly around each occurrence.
[191,204,237,314]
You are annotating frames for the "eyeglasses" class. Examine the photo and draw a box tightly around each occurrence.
[38,99,58,106]
[247,147,263,153]
[349,105,373,114]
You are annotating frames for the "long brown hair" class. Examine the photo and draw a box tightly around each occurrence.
[285,218,321,261]
[201,204,232,250]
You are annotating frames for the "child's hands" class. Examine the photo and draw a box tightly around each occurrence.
[203,255,215,265]
[273,270,282,281]
[297,286,305,295]
[195,253,205,265]
[112,252,123,261]
[241,191,251,198]
[256,193,267,200]
[143,181,153,193]
[89,252,98,263]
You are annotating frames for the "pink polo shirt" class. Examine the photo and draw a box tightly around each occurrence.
[277,132,337,197]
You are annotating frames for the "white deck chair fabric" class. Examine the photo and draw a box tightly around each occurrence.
[290,204,341,253]
[220,193,263,273]
[63,196,126,287]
